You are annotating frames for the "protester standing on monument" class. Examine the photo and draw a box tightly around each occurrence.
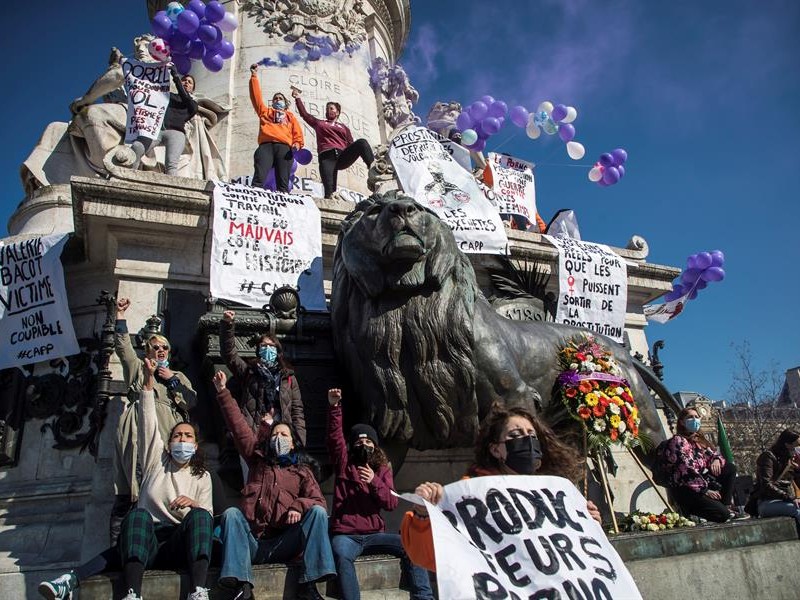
[212,371,334,600]
[660,406,737,522]
[746,429,800,527]
[249,64,304,192]
[218,310,306,445]
[130,64,198,175]
[399,404,601,571]
[39,359,213,600]
[112,298,197,545]
[291,87,374,199]
[326,389,434,600]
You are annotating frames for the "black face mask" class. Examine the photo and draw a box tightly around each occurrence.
[351,445,375,466]
[504,436,543,475]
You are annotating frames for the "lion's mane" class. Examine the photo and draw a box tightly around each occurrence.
[331,191,480,449]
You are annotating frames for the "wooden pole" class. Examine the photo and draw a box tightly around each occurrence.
[627,446,675,512]
[583,429,589,497]
[595,450,619,534]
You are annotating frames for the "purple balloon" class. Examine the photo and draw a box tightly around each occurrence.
[710,250,725,267]
[456,111,473,131]
[551,104,568,122]
[558,123,576,143]
[187,0,206,18]
[173,54,192,75]
[701,266,725,282]
[686,254,699,270]
[474,122,489,140]
[488,100,507,118]
[294,148,313,165]
[177,10,200,35]
[599,153,614,167]
[602,166,620,185]
[188,40,205,59]
[672,283,685,297]
[695,252,713,270]
[664,290,680,302]
[468,139,486,153]
[688,288,699,300]
[481,116,501,135]
[198,24,218,46]
[695,279,708,290]
[617,165,625,178]
[264,169,276,191]
[470,101,488,121]
[480,95,495,106]
[202,52,224,72]
[611,148,628,165]
[152,11,173,38]
[597,179,610,187]
[168,31,192,55]
[205,0,226,23]
[509,105,529,128]
[681,268,701,284]
[218,39,235,60]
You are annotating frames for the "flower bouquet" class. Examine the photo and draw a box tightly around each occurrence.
[616,511,697,534]
[557,334,643,451]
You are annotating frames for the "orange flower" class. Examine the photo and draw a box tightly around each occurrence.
[610,428,619,441]
[592,381,599,389]
[578,406,592,420]
[578,381,593,394]
[599,394,610,407]
[593,404,606,417]
[565,387,578,398]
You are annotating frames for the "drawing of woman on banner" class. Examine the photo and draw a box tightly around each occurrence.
[422,164,470,207]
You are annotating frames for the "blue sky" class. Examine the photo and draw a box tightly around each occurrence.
[1,1,798,401]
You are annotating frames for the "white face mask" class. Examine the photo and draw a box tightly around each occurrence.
[270,435,292,457]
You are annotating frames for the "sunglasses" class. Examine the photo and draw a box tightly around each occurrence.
[150,345,170,351]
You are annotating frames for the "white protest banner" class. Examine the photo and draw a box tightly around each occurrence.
[430,129,473,171]
[487,152,537,223]
[0,234,79,369]
[210,181,326,311]
[122,58,171,143]
[231,175,369,204]
[643,293,689,323]
[544,235,628,342]
[389,126,508,255]
[426,475,642,600]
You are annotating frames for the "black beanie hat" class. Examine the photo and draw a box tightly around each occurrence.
[350,423,378,446]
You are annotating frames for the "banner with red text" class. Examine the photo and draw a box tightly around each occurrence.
[422,476,642,599]
[122,58,171,143]
[487,152,537,223]
[0,233,79,369]
[210,182,325,310]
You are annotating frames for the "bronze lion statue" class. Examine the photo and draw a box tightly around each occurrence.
[331,191,672,453]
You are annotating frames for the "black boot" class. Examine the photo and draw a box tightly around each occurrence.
[296,582,324,600]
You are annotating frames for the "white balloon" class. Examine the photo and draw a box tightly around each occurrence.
[461,128,478,145]
[563,106,578,123]
[219,12,239,32]
[537,101,554,115]
[567,141,585,160]
[588,166,602,182]
[526,123,541,139]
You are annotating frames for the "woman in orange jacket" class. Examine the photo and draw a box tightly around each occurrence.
[400,405,602,572]
[249,64,304,192]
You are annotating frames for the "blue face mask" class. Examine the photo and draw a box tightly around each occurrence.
[156,359,170,369]
[272,100,286,110]
[258,345,278,365]
[169,441,196,464]
[684,417,701,433]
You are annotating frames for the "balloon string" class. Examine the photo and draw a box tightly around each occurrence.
[535,162,593,168]
[488,130,519,153]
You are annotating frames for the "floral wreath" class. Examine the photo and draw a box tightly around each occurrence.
[616,511,696,534]
[557,334,642,450]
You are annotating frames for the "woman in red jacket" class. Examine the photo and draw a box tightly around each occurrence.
[327,389,433,600]
[212,371,333,600]
[249,64,304,191]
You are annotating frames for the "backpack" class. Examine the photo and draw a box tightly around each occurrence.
[651,439,673,487]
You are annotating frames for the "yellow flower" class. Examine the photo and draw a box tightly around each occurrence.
[611,396,623,405]
[585,393,598,406]
[609,414,621,428]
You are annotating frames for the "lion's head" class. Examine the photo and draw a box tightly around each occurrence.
[332,191,480,450]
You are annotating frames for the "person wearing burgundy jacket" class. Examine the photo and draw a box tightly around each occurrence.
[327,389,433,600]
[213,371,334,600]
[291,87,374,199]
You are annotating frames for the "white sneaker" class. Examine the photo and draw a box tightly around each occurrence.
[188,587,210,600]
[122,589,143,600]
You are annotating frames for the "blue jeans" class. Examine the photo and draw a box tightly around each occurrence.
[219,506,335,585]
[331,533,434,600]
[758,499,800,528]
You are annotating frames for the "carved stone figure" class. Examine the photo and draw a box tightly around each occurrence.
[331,191,671,454]
[20,36,227,195]
[368,58,420,130]
[425,101,462,140]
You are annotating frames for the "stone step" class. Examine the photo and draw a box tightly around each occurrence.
[46,555,417,600]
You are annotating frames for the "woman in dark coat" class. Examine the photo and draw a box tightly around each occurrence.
[747,429,800,527]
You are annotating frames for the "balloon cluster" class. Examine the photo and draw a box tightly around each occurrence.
[664,250,726,301]
[454,97,584,159]
[150,0,238,75]
[527,102,585,160]
[260,34,360,67]
[588,149,628,187]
